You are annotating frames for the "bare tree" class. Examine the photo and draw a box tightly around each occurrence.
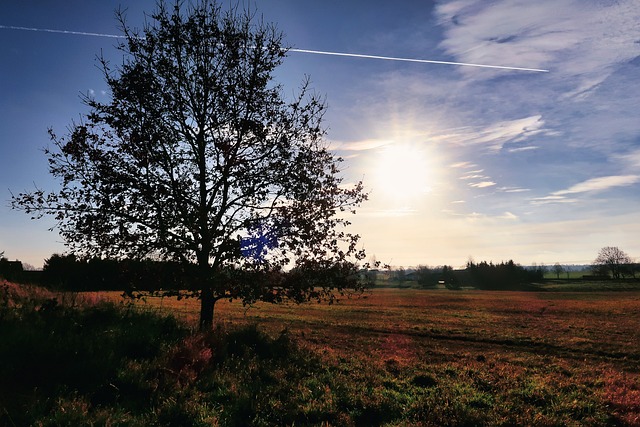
[593,246,632,279]
[552,262,565,279]
[11,0,368,329]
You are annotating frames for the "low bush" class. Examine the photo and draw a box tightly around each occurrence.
[0,285,186,426]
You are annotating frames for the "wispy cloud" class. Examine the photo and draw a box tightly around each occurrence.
[450,161,477,169]
[469,115,546,151]
[531,175,640,204]
[499,187,530,193]
[499,211,518,220]
[460,174,487,180]
[434,115,547,152]
[508,146,538,153]
[553,175,640,196]
[614,149,640,169]
[464,210,518,221]
[469,181,496,188]
[435,0,640,94]
[531,195,579,205]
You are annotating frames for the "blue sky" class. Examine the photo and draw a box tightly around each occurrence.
[1,0,639,268]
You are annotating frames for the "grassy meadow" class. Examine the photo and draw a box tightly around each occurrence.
[2,280,640,426]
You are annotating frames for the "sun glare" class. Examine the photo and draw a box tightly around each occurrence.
[374,143,432,204]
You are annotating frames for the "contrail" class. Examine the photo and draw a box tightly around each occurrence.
[1,24,549,73]
[290,48,548,72]
[0,24,126,39]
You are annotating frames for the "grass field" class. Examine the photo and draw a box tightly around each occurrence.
[3,282,640,425]
[109,288,640,425]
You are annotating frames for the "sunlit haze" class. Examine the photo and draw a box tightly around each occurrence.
[373,142,434,205]
[1,0,640,268]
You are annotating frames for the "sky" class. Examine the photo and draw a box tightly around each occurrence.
[1,0,640,269]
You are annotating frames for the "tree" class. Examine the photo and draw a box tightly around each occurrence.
[441,265,459,289]
[392,268,407,285]
[593,246,632,279]
[11,0,368,329]
[0,256,23,282]
[414,265,446,288]
[465,259,541,290]
[552,262,564,279]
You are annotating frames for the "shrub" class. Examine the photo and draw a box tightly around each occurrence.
[0,293,186,426]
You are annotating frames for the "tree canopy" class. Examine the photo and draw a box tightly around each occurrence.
[593,246,631,279]
[11,0,369,328]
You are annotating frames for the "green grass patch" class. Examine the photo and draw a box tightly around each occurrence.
[540,280,640,292]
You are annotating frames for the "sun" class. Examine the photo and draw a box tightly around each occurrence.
[373,143,432,204]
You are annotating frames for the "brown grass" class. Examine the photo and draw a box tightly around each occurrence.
[94,288,640,424]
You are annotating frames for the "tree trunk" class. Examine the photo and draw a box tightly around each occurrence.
[199,286,216,330]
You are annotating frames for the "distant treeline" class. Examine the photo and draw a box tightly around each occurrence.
[0,254,610,293]
[388,261,545,290]
[0,254,193,292]
[34,257,542,292]
[463,260,544,290]
[39,254,193,292]
[390,265,458,289]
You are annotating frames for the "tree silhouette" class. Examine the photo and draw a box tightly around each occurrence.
[552,263,565,279]
[593,246,631,279]
[465,260,542,290]
[11,0,368,328]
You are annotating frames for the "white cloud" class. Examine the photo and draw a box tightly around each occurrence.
[469,181,496,188]
[464,210,517,221]
[433,115,547,152]
[530,195,578,205]
[614,150,640,169]
[460,174,487,180]
[499,211,518,220]
[508,146,539,153]
[553,175,640,196]
[435,0,640,97]
[437,1,563,69]
[450,161,477,168]
[499,187,530,193]
[530,175,640,204]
